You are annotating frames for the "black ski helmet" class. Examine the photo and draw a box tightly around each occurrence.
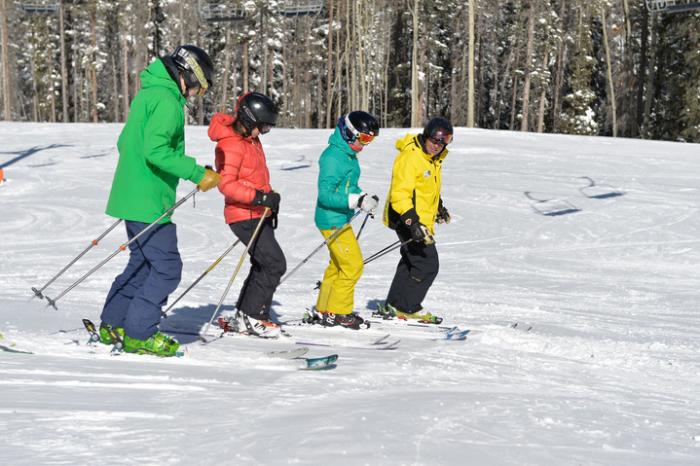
[236,92,278,133]
[171,45,214,94]
[338,111,380,143]
[423,117,453,144]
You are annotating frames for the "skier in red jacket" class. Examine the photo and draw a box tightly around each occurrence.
[208,92,285,338]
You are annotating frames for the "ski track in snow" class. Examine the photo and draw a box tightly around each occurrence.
[1,123,700,465]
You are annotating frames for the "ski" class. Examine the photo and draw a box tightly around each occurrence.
[294,333,401,351]
[266,347,337,370]
[301,354,338,371]
[366,318,456,331]
[444,326,470,341]
[0,343,33,355]
[267,347,310,359]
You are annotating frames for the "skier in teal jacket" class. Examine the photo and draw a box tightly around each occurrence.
[313,111,380,329]
[99,45,220,357]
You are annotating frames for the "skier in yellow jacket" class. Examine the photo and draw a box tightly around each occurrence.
[379,117,453,324]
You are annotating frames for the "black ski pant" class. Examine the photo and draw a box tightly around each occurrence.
[385,227,439,313]
[229,216,286,320]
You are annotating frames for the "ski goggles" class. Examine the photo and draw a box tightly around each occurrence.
[356,132,376,145]
[176,48,210,96]
[428,132,453,146]
[258,123,273,135]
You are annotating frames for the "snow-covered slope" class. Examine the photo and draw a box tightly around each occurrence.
[1,122,699,465]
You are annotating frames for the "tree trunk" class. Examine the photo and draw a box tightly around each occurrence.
[0,0,12,120]
[521,1,536,132]
[111,53,119,122]
[636,5,649,136]
[89,1,99,122]
[243,40,249,94]
[509,76,519,131]
[121,34,130,121]
[325,0,334,128]
[59,0,69,122]
[601,5,617,137]
[382,11,391,128]
[552,0,567,132]
[73,46,79,122]
[495,30,519,130]
[643,14,657,137]
[467,0,476,127]
[358,1,369,110]
[219,29,231,113]
[536,47,549,133]
[410,0,420,127]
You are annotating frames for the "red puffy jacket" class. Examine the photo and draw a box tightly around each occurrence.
[208,112,272,224]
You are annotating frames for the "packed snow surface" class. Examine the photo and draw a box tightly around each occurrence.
[1,122,699,465]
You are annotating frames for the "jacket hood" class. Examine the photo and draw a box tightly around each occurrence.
[328,127,357,157]
[208,112,238,142]
[395,133,449,162]
[139,59,184,104]
[395,133,417,152]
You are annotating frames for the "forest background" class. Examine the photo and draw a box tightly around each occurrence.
[0,0,699,142]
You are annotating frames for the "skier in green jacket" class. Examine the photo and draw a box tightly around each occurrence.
[98,45,220,357]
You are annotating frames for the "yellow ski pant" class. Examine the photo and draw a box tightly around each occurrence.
[315,225,364,314]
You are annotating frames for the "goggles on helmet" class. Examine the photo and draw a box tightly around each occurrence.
[258,123,272,135]
[428,131,453,146]
[344,114,376,146]
[356,132,375,145]
[176,48,210,96]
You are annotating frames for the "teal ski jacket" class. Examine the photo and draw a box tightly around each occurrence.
[314,127,362,230]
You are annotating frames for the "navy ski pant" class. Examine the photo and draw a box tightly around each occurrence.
[230,216,286,320]
[100,221,182,340]
[385,227,439,313]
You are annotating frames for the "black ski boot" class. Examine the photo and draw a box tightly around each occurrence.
[321,313,368,330]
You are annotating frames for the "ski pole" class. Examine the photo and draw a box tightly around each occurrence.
[279,210,362,286]
[44,187,199,310]
[31,218,123,300]
[161,239,241,318]
[200,209,270,340]
[363,239,414,265]
[355,212,373,240]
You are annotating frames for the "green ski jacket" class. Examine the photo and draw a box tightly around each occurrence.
[105,58,205,223]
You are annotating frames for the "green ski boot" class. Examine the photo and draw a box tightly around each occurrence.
[99,322,125,345]
[379,303,443,325]
[373,302,397,319]
[123,331,180,357]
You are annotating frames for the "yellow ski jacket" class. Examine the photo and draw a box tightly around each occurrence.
[383,134,448,235]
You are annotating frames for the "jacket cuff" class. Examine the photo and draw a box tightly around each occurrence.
[189,164,206,184]
[399,208,420,226]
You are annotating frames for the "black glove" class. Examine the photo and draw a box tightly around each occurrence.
[400,209,434,245]
[253,190,281,214]
[436,198,451,224]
